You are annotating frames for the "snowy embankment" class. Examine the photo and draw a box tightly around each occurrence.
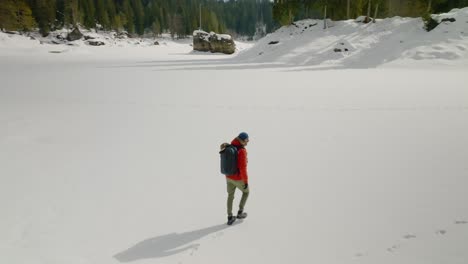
[0,29,253,63]
[236,8,468,69]
[1,8,468,264]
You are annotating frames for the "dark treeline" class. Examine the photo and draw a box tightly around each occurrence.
[273,0,468,25]
[0,0,275,38]
[2,0,468,38]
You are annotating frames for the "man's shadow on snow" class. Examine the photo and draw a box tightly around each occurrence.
[113,223,232,262]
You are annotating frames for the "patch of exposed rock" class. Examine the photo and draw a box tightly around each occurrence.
[193,30,235,54]
[67,28,83,41]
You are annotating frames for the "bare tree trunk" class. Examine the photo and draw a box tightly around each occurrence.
[373,3,379,23]
[388,0,391,17]
[68,0,79,27]
[427,0,432,12]
[199,3,202,30]
[367,0,372,19]
[347,0,351,19]
[324,5,327,29]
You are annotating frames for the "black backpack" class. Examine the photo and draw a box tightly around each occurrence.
[219,143,238,175]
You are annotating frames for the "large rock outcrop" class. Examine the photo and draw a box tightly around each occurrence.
[193,30,236,54]
[67,28,83,41]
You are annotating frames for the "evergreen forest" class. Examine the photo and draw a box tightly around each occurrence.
[273,0,468,25]
[1,0,468,38]
[0,0,275,38]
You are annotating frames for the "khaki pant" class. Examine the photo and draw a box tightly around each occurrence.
[226,178,249,216]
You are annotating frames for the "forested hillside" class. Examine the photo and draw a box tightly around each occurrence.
[0,0,274,38]
[273,0,468,25]
[1,0,468,38]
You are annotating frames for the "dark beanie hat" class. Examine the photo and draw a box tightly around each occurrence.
[238,132,249,141]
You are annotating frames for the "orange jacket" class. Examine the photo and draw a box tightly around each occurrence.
[226,138,248,184]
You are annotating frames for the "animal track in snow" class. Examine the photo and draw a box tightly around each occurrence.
[354,252,367,258]
[387,244,401,253]
[381,219,466,254]
[403,234,416,239]
[356,218,467,258]
[383,234,416,254]
[189,244,200,256]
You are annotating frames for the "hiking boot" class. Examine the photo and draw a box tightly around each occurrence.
[227,215,236,225]
[237,210,248,219]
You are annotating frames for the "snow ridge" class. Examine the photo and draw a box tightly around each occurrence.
[235,7,468,68]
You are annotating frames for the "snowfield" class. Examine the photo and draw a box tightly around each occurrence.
[235,7,468,69]
[1,8,468,264]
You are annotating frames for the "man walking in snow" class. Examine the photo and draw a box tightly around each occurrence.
[224,132,250,225]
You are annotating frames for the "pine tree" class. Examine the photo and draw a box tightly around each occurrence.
[273,0,301,26]
[131,0,145,35]
[105,0,117,30]
[114,12,125,32]
[59,0,79,28]
[0,0,36,31]
[31,0,56,36]
[122,0,135,34]
[80,0,95,29]
[95,0,110,30]
[151,19,161,37]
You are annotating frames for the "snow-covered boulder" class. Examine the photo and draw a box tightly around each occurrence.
[115,32,130,39]
[193,30,212,52]
[86,40,105,46]
[56,34,66,41]
[355,16,373,23]
[193,30,236,54]
[208,33,236,54]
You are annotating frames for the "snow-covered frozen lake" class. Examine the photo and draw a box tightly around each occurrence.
[1,9,468,264]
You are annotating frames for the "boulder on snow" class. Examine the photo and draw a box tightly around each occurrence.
[193,30,236,54]
[334,42,351,52]
[209,35,236,54]
[67,28,83,41]
[334,48,349,52]
[84,35,95,40]
[193,30,212,52]
[115,32,130,39]
[56,34,66,41]
[268,41,279,45]
[424,14,440,32]
[355,16,373,23]
[86,40,105,46]
[154,41,160,45]
[441,17,456,23]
